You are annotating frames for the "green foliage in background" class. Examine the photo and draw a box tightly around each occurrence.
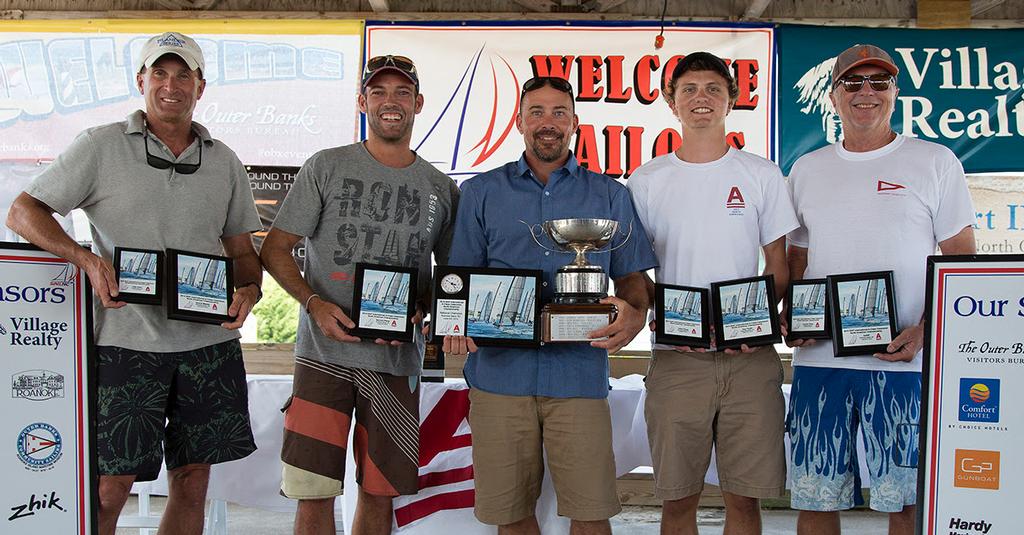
[252,277,299,343]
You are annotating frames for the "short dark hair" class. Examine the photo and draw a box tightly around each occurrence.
[520,76,575,112]
[663,51,739,105]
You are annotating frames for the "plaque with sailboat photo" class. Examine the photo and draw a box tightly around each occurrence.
[710,274,781,350]
[654,283,711,348]
[350,263,418,343]
[113,246,164,305]
[827,271,898,357]
[165,249,234,325]
[430,266,542,347]
[785,279,830,342]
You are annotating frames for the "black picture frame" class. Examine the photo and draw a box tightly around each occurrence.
[710,274,781,350]
[785,278,830,342]
[165,249,234,325]
[430,265,542,348]
[113,246,164,305]
[654,283,711,349]
[349,263,418,343]
[826,271,899,357]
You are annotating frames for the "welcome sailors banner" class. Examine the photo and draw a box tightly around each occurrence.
[0,243,94,534]
[778,25,1024,174]
[365,21,775,181]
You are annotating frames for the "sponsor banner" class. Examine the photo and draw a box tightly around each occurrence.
[0,243,93,534]
[365,21,775,180]
[920,256,1024,534]
[246,165,304,266]
[0,20,362,166]
[778,25,1024,174]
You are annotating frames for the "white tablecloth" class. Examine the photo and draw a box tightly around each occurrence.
[132,374,871,532]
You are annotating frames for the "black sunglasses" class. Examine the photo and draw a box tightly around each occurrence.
[520,77,574,99]
[834,73,895,93]
[364,55,417,77]
[145,135,202,175]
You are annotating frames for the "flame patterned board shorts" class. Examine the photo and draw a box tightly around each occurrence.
[786,366,921,512]
[280,357,421,498]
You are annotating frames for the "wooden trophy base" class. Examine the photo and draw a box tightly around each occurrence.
[541,303,618,343]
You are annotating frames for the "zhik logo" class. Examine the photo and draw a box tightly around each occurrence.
[8,491,65,521]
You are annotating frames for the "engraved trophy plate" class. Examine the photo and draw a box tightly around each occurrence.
[525,218,630,343]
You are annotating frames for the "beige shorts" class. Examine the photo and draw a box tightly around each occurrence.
[468,388,621,525]
[644,346,786,500]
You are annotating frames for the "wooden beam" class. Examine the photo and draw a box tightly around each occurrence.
[972,0,1006,16]
[742,0,773,19]
[367,0,390,13]
[510,0,555,12]
[917,0,971,28]
[592,0,629,12]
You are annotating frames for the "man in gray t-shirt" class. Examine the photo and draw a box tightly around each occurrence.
[260,55,458,535]
[6,32,262,535]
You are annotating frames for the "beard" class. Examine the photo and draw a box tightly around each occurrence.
[529,130,568,162]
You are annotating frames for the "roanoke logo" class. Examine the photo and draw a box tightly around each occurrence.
[12,370,65,401]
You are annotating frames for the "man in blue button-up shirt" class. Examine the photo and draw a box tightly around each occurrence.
[444,77,658,535]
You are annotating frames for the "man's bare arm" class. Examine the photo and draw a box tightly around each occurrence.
[6,192,124,308]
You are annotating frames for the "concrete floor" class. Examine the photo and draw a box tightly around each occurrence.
[115,498,890,534]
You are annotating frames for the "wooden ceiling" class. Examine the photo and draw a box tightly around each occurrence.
[1,0,1021,26]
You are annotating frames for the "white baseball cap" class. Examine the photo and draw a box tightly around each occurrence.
[136,32,205,75]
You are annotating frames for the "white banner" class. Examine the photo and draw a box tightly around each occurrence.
[0,243,92,534]
[0,20,362,167]
[921,256,1024,535]
[365,22,775,181]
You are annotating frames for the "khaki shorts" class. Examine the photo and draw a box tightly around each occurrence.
[468,389,621,525]
[644,346,786,500]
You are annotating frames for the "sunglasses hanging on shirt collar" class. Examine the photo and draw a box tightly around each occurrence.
[143,120,202,174]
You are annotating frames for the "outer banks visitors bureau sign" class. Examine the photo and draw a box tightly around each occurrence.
[920,256,1024,535]
[0,243,94,534]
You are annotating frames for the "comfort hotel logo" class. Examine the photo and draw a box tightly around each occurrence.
[959,378,1000,423]
[954,449,1000,490]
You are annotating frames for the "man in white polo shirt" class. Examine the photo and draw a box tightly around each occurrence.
[628,51,797,535]
[785,44,975,535]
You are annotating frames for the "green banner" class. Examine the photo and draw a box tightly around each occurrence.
[778,25,1024,174]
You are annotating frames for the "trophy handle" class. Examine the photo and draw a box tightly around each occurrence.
[519,220,564,254]
[595,220,634,254]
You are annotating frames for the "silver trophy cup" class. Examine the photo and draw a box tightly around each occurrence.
[526,218,630,304]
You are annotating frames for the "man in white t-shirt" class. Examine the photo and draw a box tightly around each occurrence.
[627,51,798,535]
[785,44,975,535]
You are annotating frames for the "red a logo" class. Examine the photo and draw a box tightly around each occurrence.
[726,187,745,205]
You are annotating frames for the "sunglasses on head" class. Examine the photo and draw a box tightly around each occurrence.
[834,73,895,93]
[364,55,417,77]
[520,77,574,99]
[145,135,202,174]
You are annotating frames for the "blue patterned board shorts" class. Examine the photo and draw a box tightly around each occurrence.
[95,340,256,482]
[786,366,920,513]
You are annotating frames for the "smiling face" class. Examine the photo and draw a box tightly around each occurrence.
[136,54,205,126]
[359,72,423,145]
[517,84,579,163]
[830,64,899,138]
[668,69,733,132]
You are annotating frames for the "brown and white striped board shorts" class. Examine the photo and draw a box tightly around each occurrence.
[280,357,420,498]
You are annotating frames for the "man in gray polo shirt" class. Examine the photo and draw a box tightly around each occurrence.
[6,32,262,535]
[260,55,459,534]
